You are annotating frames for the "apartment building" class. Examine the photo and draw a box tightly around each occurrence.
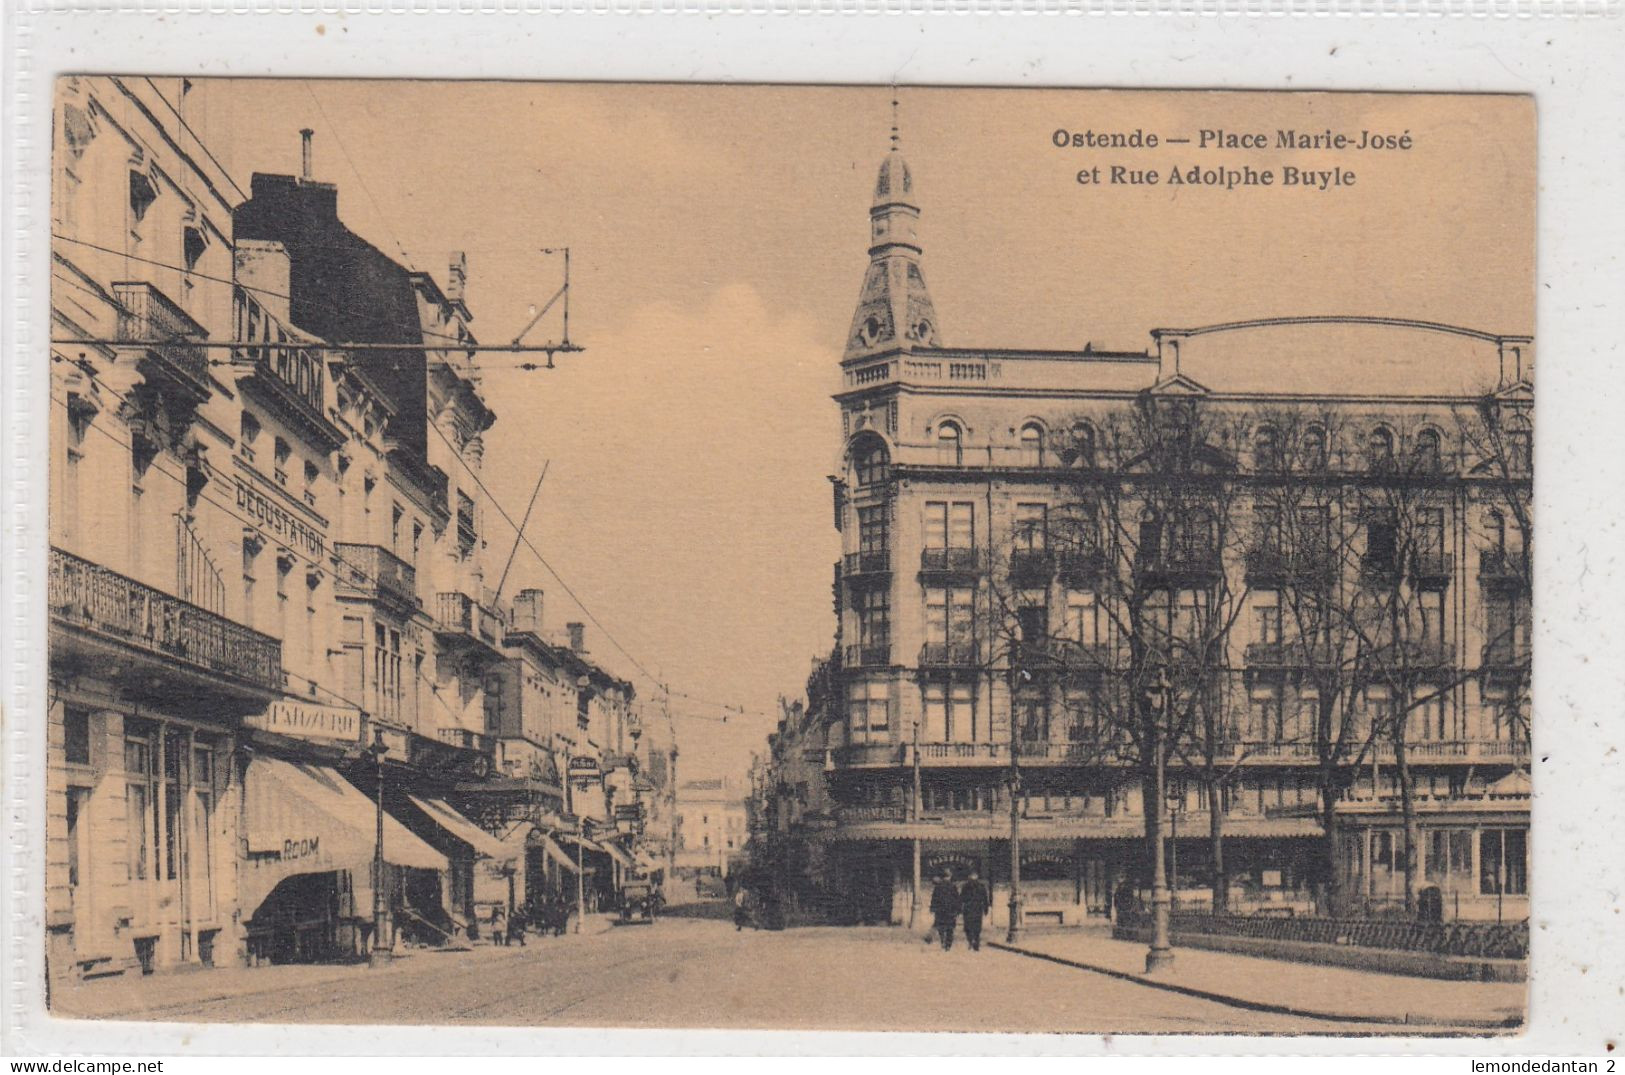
[811,142,1533,928]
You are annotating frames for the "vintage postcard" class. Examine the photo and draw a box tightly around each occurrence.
[40,80,1532,1036]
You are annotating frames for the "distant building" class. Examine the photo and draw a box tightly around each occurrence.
[675,779,748,877]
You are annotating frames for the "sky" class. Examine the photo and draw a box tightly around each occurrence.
[190,81,1535,782]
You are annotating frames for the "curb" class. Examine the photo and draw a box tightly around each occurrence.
[986,941,1523,1031]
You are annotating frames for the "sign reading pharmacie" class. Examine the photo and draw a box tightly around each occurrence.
[247,699,363,743]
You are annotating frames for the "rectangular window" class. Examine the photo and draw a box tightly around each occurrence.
[411,522,424,566]
[923,501,975,550]
[924,586,975,646]
[1064,590,1102,646]
[847,680,891,739]
[1014,503,1048,551]
[857,505,888,557]
[456,492,478,558]
[1480,828,1528,896]
[163,729,185,882]
[1016,689,1049,743]
[63,707,91,766]
[391,504,404,553]
[1365,510,1398,570]
[1418,507,1445,558]
[124,733,154,882]
[1419,590,1445,643]
[1253,589,1281,645]
[1249,686,1284,743]
[66,787,89,889]
[857,588,890,649]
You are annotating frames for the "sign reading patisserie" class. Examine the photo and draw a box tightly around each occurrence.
[247,700,363,742]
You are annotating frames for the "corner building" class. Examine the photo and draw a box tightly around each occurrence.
[820,143,1533,928]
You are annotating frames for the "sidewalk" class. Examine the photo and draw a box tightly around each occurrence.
[990,931,1525,1029]
[50,915,621,1022]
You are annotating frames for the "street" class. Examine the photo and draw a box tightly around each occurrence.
[54,901,1398,1034]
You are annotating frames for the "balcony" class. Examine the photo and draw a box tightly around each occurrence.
[49,547,282,700]
[1481,641,1531,687]
[918,642,981,669]
[1135,545,1221,585]
[1008,548,1055,586]
[843,550,891,582]
[112,281,210,394]
[919,741,1008,764]
[1056,640,1115,676]
[1478,548,1529,590]
[1409,551,1455,589]
[844,642,892,668]
[334,542,419,611]
[1372,739,1530,764]
[1359,638,1452,673]
[433,592,508,662]
[437,726,494,754]
[919,547,982,577]
[1058,549,1107,588]
[1244,546,1336,588]
[1244,640,1338,672]
[1014,740,1114,764]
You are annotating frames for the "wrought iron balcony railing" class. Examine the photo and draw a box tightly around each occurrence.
[1409,551,1455,588]
[1481,641,1531,686]
[334,542,419,609]
[1478,548,1530,589]
[1057,549,1107,587]
[436,726,494,754]
[113,281,211,388]
[1244,639,1339,670]
[1008,548,1055,584]
[918,641,981,668]
[49,547,282,692]
[842,550,891,579]
[1244,545,1337,587]
[844,642,892,668]
[919,547,982,575]
[1135,545,1222,582]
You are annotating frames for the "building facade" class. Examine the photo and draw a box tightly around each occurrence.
[675,779,749,878]
[46,80,655,984]
[805,142,1533,929]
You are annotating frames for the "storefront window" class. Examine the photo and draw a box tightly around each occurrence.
[125,732,154,882]
[1480,828,1528,896]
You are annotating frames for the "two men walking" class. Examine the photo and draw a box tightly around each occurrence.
[928,868,991,952]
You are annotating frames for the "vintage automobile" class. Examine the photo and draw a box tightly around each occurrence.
[618,879,658,925]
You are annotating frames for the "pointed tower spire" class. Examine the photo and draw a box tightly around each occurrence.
[845,95,942,360]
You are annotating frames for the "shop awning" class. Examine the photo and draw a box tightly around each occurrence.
[634,851,663,872]
[242,757,448,916]
[533,832,581,872]
[600,841,635,870]
[408,795,517,861]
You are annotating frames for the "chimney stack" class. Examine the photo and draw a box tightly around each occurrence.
[447,251,467,304]
[566,622,586,653]
[299,128,314,181]
[511,588,545,634]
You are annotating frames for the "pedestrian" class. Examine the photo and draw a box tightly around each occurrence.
[733,885,753,931]
[490,904,507,946]
[929,871,961,951]
[959,868,990,952]
[507,905,528,947]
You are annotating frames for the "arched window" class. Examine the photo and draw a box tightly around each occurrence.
[1254,425,1281,472]
[1366,426,1395,472]
[1071,421,1096,468]
[1414,428,1443,473]
[936,420,964,467]
[1298,425,1328,471]
[852,436,890,487]
[1020,422,1045,468]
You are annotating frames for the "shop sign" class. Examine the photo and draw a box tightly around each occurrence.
[248,700,362,742]
[282,837,322,861]
[235,476,326,558]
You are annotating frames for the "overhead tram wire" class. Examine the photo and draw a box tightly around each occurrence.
[50,236,577,368]
[141,77,249,203]
[304,83,424,277]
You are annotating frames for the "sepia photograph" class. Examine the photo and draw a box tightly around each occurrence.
[39,78,1533,1037]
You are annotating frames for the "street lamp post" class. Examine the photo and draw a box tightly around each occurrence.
[1006,669,1027,945]
[1144,670,1175,974]
[368,728,390,969]
[909,716,922,930]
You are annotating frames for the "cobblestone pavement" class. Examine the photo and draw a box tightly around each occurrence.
[50,908,1467,1035]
